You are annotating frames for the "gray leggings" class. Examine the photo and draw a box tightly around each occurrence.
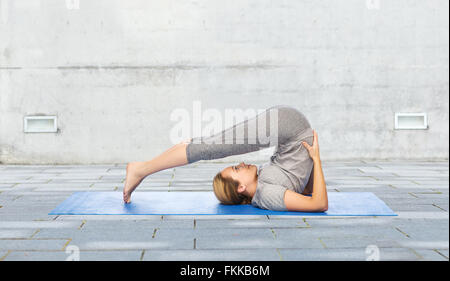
[186,105,312,163]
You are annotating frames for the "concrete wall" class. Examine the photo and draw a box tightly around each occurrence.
[0,0,448,164]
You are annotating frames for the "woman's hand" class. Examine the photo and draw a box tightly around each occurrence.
[302,129,320,162]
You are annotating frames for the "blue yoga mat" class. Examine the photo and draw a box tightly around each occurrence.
[49,192,396,216]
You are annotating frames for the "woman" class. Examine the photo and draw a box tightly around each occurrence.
[123,105,328,212]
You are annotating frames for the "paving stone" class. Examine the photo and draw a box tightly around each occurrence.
[326,179,389,185]
[412,184,449,189]
[33,225,181,250]
[392,171,445,177]
[0,251,8,260]
[3,251,68,261]
[331,184,396,189]
[0,213,58,221]
[139,186,171,191]
[35,222,155,239]
[12,183,92,190]
[393,220,449,241]
[52,174,104,179]
[36,221,187,250]
[396,211,449,219]
[13,193,57,203]
[356,171,398,177]
[142,175,173,180]
[135,219,192,229]
[71,237,192,251]
[80,251,143,261]
[137,181,170,187]
[97,176,125,182]
[333,187,399,193]
[304,217,396,227]
[158,228,278,250]
[48,179,119,184]
[321,172,365,178]
[379,167,449,172]
[195,218,308,228]
[271,234,326,249]
[27,174,66,180]
[1,205,61,215]
[3,250,141,261]
[397,240,448,250]
[32,227,81,239]
[278,224,406,240]
[326,176,376,180]
[319,237,401,249]
[436,249,449,259]
[81,220,164,230]
[377,187,435,193]
[8,195,75,205]
[278,247,419,261]
[170,181,212,186]
[382,197,449,205]
[387,204,447,212]
[432,203,448,211]
[0,175,34,180]
[0,169,45,174]
[0,229,37,239]
[411,192,449,198]
[0,220,80,229]
[356,167,384,173]
[169,186,213,191]
[35,186,116,192]
[409,176,449,181]
[0,187,16,193]
[413,249,449,261]
[0,239,70,251]
[369,180,420,186]
[41,168,111,173]
[376,193,417,199]
[0,179,51,184]
[142,249,280,261]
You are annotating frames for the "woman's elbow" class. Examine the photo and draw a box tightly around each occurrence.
[317,202,328,212]
[308,198,328,212]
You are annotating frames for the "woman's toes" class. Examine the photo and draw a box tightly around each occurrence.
[123,192,130,203]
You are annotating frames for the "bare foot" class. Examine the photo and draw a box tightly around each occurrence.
[123,162,147,203]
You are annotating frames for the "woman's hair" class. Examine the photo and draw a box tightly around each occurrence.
[213,172,252,205]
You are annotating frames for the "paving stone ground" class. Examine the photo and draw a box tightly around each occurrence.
[0,160,448,261]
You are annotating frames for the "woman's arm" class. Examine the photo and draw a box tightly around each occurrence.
[284,130,328,212]
[302,165,314,195]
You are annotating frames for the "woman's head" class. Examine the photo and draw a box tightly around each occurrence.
[212,162,258,205]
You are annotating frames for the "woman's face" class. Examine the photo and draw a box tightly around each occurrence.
[220,162,258,188]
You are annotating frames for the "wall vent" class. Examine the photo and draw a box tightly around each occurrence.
[24,116,58,133]
[394,113,428,130]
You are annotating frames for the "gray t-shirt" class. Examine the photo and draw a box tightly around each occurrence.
[251,127,314,211]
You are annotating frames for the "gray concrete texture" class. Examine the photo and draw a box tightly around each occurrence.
[0,160,448,261]
[0,0,448,164]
